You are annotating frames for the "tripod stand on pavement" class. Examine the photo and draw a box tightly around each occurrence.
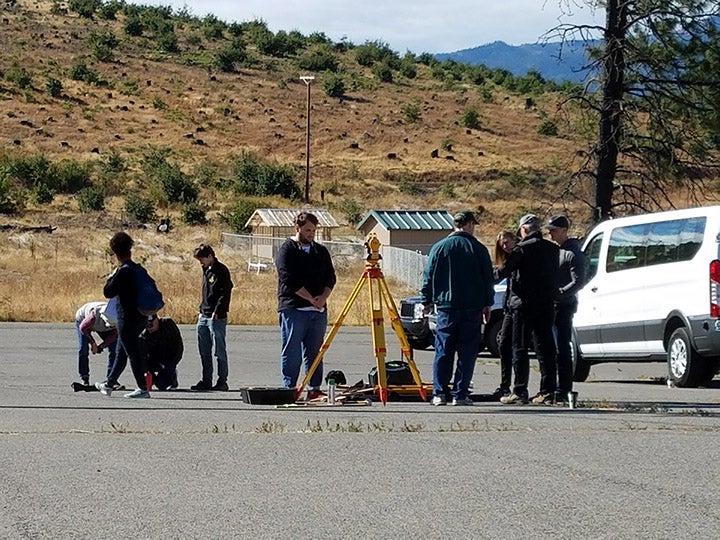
[296,234,428,404]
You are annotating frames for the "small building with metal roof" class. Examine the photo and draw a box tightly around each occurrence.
[244,208,339,259]
[356,209,454,254]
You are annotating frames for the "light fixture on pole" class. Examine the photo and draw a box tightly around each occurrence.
[300,75,315,203]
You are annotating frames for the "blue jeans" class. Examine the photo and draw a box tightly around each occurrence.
[107,315,148,389]
[76,320,116,382]
[197,315,228,384]
[432,308,483,399]
[279,309,327,388]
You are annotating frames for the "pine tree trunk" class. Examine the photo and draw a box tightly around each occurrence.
[593,0,627,222]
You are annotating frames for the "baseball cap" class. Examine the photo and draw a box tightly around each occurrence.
[453,210,478,225]
[517,213,539,231]
[545,214,570,229]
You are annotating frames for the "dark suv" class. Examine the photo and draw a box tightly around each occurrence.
[398,280,507,357]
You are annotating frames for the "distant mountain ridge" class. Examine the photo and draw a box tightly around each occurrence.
[435,40,597,83]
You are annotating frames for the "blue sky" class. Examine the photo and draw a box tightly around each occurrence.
[131,0,600,53]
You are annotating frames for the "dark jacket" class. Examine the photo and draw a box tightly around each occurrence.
[496,230,559,314]
[557,237,586,306]
[420,231,495,310]
[104,261,144,322]
[199,259,233,318]
[275,238,337,311]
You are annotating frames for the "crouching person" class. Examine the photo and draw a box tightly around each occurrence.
[141,316,183,390]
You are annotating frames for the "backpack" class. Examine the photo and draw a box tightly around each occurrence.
[129,263,165,316]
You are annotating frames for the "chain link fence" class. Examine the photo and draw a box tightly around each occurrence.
[221,233,427,291]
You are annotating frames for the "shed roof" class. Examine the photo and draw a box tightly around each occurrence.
[356,209,454,231]
[244,208,339,229]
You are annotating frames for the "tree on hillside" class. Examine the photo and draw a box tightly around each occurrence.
[550,0,720,222]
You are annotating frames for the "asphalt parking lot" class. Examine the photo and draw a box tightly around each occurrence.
[1,322,719,539]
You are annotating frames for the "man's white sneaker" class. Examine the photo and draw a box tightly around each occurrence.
[451,397,474,406]
[124,388,150,398]
[431,395,447,406]
[95,381,112,397]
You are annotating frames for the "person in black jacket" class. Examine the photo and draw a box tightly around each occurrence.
[141,317,183,390]
[96,231,154,399]
[496,214,560,405]
[274,212,336,400]
[191,244,234,391]
[546,214,586,401]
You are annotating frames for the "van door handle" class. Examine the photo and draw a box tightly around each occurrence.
[591,286,598,292]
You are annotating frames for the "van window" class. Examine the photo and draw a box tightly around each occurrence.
[607,216,706,272]
[676,217,706,261]
[583,233,603,281]
[607,224,648,272]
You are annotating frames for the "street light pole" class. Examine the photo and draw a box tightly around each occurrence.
[300,76,314,203]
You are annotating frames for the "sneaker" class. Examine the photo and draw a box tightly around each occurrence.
[451,396,474,406]
[306,389,327,401]
[212,381,229,391]
[531,392,554,405]
[124,388,150,398]
[491,387,511,401]
[111,383,125,391]
[431,395,447,406]
[500,392,529,405]
[190,380,213,391]
[81,378,89,387]
[95,381,112,397]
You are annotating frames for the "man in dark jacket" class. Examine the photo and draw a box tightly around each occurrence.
[546,214,586,400]
[275,212,336,400]
[496,214,560,404]
[421,210,495,406]
[191,244,234,391]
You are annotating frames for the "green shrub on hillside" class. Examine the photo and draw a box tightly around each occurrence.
[323,74,345,98]
[537,119,559,136]
[0,174,24,215]
[124,193,156,222]
[30,183,54,205]
[298,49,339,72]
[68,0,101,19]
[69,62,100,84]
[201,14,226,40]
[402,103,421,123]
[77,186,105,211]
[219,198,255,233]
[124,15,144,36]
[460,109,481,130]
[336,197,364,225]
[6,66,32,89]
[228,151,300,199]
[181,201,209,224]
[45,77,63,97]
[372,62,393,83]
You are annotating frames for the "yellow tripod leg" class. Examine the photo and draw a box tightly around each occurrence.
[368,272,389,404]
[295,272,367,399]
[378,275,428,400]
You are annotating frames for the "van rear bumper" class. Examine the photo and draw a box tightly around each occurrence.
[689,317,720,357]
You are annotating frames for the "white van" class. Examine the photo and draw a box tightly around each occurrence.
[573,206,720,387]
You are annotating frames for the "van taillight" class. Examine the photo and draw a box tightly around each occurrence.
[711,260,720,317]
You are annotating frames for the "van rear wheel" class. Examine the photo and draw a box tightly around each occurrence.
[667,327,703,388]
[571,334,591,382]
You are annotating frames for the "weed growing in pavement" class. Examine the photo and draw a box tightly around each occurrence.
[209,423,238,433]
[254,420,286,433]
[302,420,426,433]
[439,419,520,432]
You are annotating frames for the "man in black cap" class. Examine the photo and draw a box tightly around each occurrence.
[546,214,585,401]
[496,213,560,404]
[420,210,495,406]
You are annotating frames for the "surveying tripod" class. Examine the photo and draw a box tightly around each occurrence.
[296,233,428,404]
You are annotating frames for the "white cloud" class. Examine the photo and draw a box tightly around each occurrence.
[133,0,599,53]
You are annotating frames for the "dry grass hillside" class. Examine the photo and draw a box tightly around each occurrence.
[0,0,684,323]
